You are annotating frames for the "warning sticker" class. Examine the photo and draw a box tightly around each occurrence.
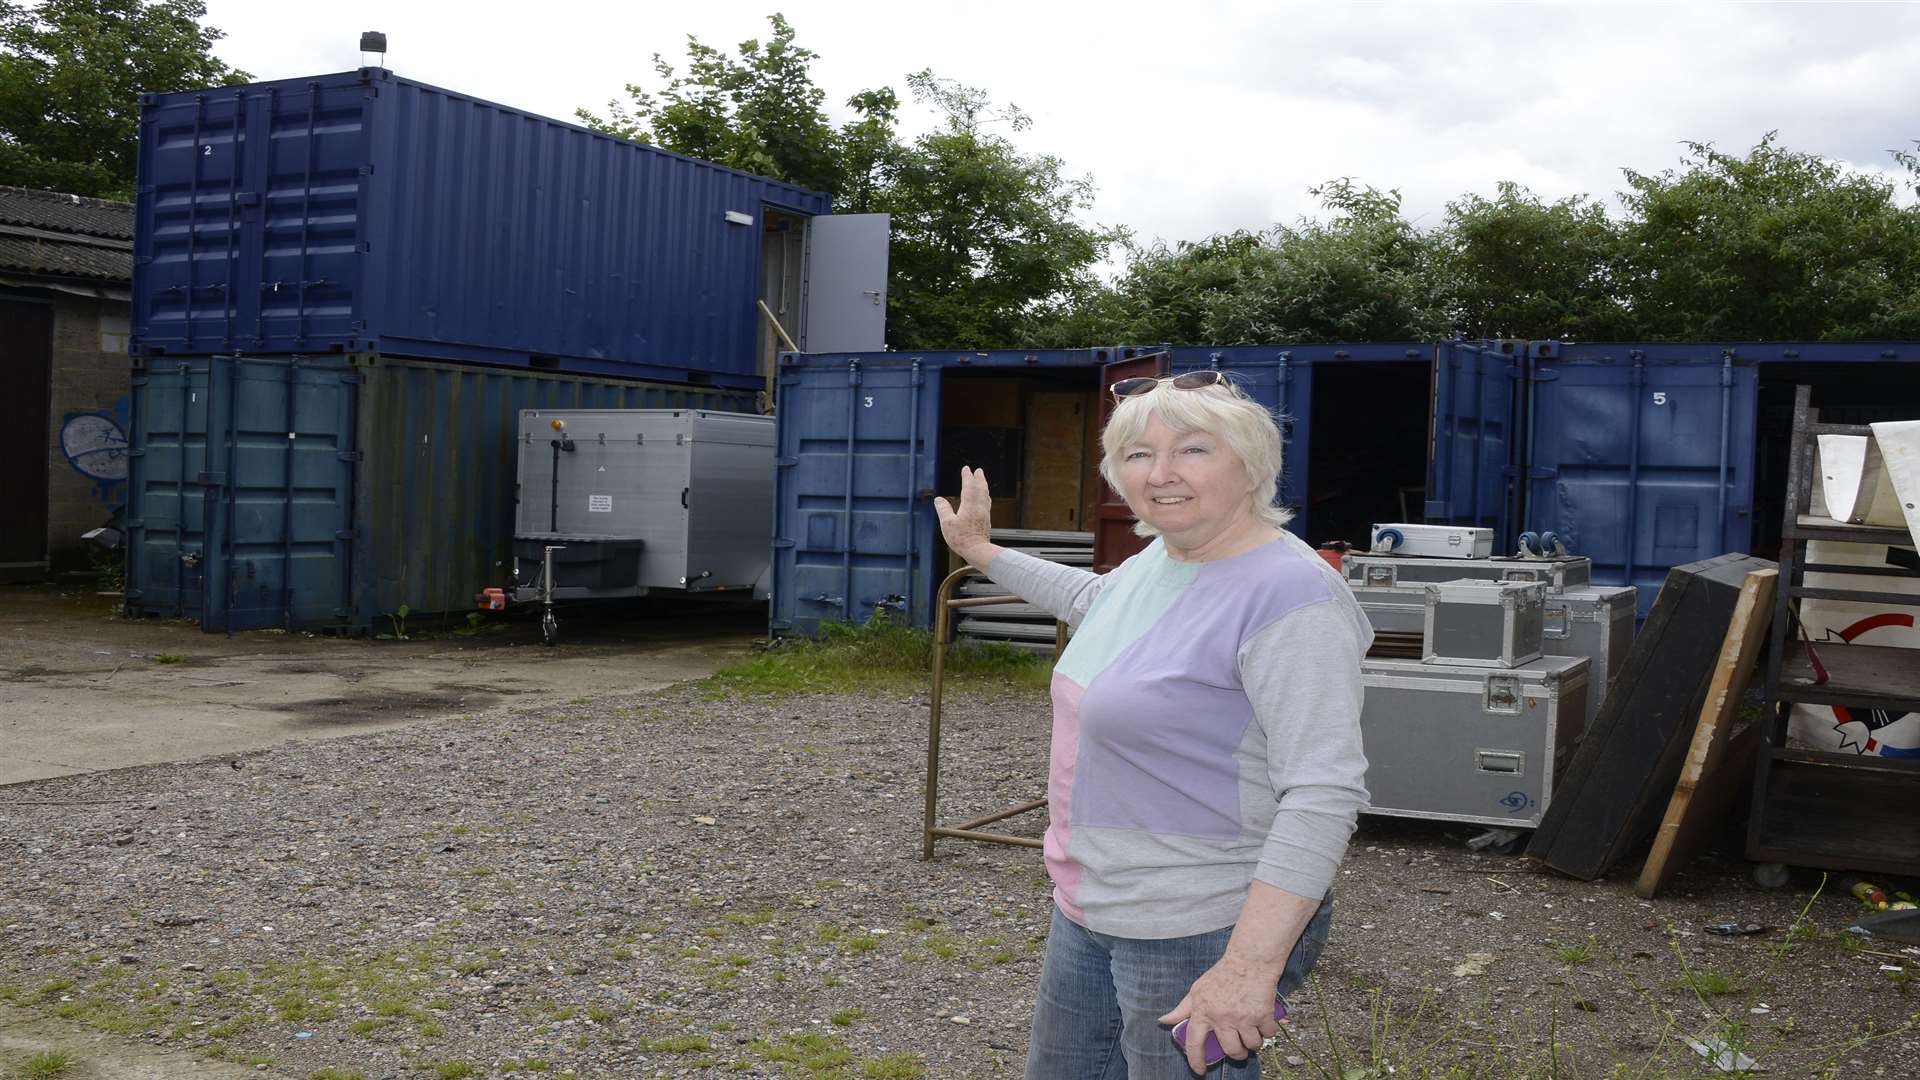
[588,495,613,513]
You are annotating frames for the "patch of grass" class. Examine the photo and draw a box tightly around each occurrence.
[861,1052,926,1078]
[750,1033,852,1070]
[308,1070,366,1080]
[348,1018,393,1037]
[432,1063,474,1080]
[34,977,75,999]
[152,653,187,665]
[843,934,881,955]
[830,1007,866,1027]
[585,1005,616,1023]
[701,615,1052,697]
[19,1050,76,1078]
[1669,968,1740,996]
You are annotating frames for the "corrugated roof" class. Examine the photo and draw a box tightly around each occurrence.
[0,185,135,240]
[0,186,134,284]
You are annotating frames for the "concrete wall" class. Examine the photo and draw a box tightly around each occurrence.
[44,293,130,572]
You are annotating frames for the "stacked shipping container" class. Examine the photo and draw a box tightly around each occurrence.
[124,68,831,631]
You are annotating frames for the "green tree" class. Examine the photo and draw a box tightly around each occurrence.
[1444,181,1634,340]
[1618,135,1920,340]
[879,70,1117,350]
[1028,181,1452,346]
[576,13,841,194]
[0,0,248,198]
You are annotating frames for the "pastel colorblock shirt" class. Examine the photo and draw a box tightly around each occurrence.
[988,530,1372,939]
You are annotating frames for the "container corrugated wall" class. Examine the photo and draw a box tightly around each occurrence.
[131,68,830,387]
[124,352,753,633]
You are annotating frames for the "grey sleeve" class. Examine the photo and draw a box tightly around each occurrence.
[985,549,1108,631]
[1238,599,1371,900]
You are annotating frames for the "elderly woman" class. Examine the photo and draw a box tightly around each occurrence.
[934,371,1372,1078]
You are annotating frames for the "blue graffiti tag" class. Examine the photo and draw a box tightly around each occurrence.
[1497,791,1533,813]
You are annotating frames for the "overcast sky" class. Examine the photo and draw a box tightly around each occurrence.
[201,0,1920,250]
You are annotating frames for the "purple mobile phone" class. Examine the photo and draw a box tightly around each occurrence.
[1169,998,1289,1067]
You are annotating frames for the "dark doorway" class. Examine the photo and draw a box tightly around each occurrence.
[1303,360,1433,546]
[0,299,54,577]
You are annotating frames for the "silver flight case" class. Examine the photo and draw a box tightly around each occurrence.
[1423,579,1546,668]
[1542,585,1636,729]
[1349,553,1593,633]
[1359,655,1590,828]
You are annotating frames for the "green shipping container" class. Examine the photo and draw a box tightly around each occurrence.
[124,353,754,633]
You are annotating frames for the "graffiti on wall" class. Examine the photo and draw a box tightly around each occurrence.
[59,396,130,506]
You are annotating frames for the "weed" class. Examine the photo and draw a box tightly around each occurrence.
[609,946,634,961]
[902,917,935,931]
[586,1005,616,1023]
[35,977,75,999]
[348,1018,392,1037]
[1554,935,1597,966]
[308,1070,367,1080]
[432,1063,474,1079]
[844,934,881,954]
[830,1007,866,1026]
[19,1050,76,1078]
[818,926,842,944]
[153,653,186,665]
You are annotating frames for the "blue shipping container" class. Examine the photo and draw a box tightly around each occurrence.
[769,343,1438,636]
[131,69,832,387]
[124,352,753,632]
[1520,340,1920,616]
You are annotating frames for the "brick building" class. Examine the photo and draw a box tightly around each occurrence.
[0,186,134,581]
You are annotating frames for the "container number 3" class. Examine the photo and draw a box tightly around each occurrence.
[1652,391,1668,405]
[863,396,874,408]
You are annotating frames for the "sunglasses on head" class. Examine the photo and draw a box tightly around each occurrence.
[1108,370,1230,402]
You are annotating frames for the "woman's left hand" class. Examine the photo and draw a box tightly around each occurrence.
[1158,955,1284,1075]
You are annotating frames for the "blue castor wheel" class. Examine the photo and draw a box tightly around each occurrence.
[1540,531,1562,556]
[1517,531,1541,556]
[1373,527,1405,553]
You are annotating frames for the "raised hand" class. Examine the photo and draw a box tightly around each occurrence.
[933,466,995,565]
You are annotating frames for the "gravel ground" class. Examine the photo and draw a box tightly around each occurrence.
[2,681,1917,1080]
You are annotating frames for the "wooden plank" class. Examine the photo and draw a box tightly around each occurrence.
[1529,553,1775,879]
[1636,568,1778,898]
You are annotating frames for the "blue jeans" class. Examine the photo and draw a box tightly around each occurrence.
[1024,896,1333,1080]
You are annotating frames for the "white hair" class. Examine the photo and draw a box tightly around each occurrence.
[1098,376,1293,537]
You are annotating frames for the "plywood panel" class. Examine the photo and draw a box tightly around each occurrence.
[1022,391,1087,530]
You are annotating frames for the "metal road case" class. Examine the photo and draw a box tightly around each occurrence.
[1544,585,1636,729]
[1348,553,1594,633]
[511,408,775,600]
[1360,655,1590,829]
[1423,579,1546,668]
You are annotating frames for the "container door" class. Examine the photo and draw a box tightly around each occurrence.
[801,214,890,353]
[1521,345,1758,616]
[0,301,53,577]
[202,358,358,631]
[1427,341,1521,546]
[1092,351,1172,573]
[125,359,214,619]
[770,357,933,636]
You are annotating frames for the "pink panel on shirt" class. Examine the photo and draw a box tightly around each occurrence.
[1047,672,1087,924]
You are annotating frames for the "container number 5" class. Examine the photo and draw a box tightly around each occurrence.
[1652,391,1668,406]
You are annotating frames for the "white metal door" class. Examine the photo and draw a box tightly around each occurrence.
[801,213,890,352]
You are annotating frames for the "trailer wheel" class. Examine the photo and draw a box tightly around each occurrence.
[541,608,559,647]
[1750,862,1791,889]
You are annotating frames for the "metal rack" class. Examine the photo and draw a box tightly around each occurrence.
[921,566,1065,858]
[1749,385,1920,880]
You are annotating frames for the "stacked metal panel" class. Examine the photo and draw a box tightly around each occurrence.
[954,529,1092,651]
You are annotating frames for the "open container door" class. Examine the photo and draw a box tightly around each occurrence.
[1426,340,1522,548]
[1091,350,1171,573]
[801,213,890,353]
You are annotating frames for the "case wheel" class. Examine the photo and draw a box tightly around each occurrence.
[1750,862,1791,889]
